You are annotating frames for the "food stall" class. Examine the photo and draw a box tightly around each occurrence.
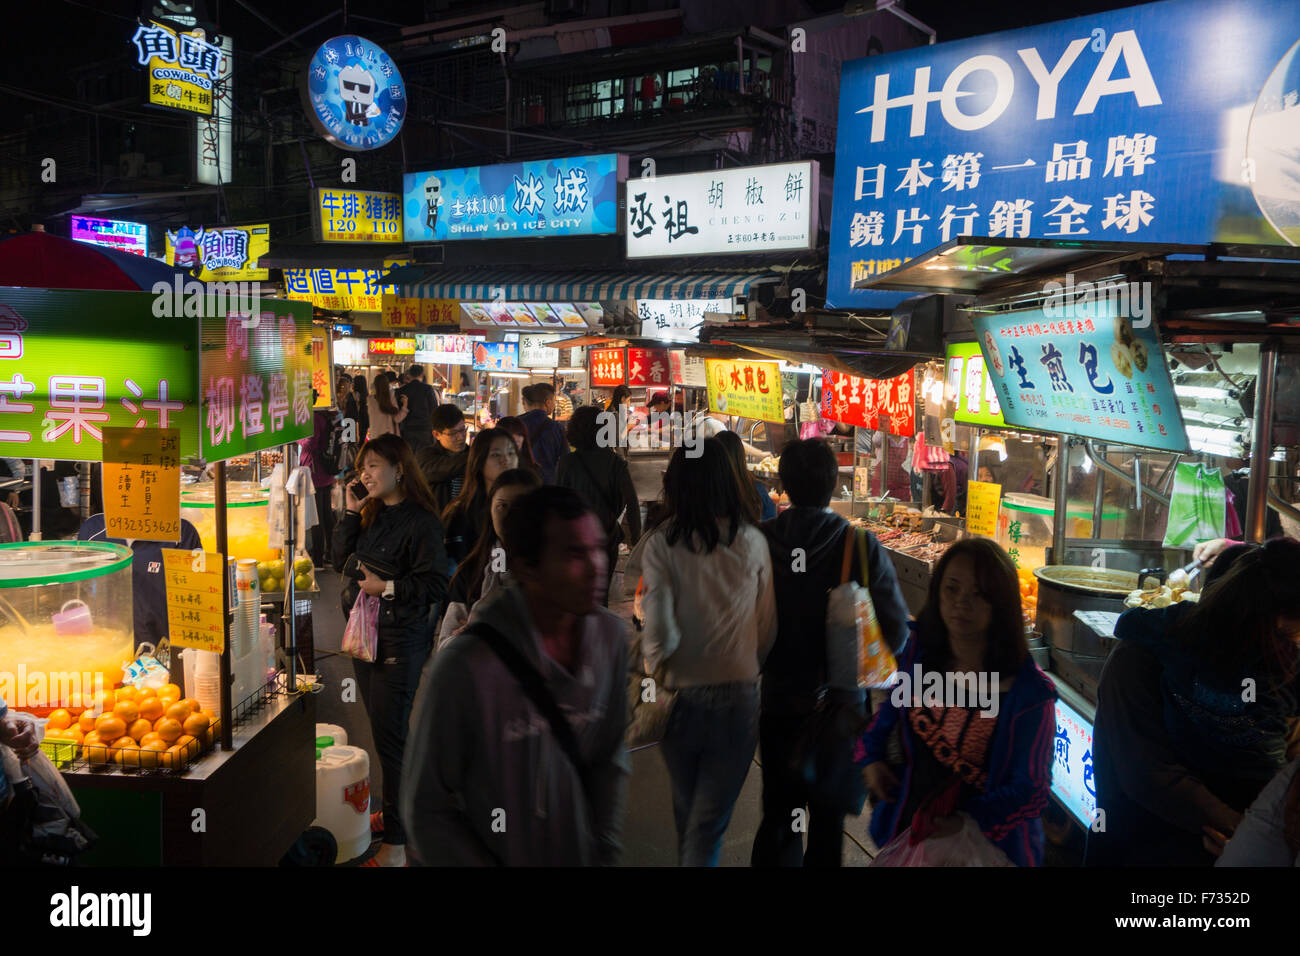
[0,280,319,865]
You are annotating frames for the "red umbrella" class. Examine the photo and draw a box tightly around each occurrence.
[0,230,195,291]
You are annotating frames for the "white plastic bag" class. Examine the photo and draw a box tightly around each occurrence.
[870,813,1014,867]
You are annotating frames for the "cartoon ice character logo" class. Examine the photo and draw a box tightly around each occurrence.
[167,226,201,269]
[424,175,444,232]
[1247,38,1300,246]
[339,63,380,127]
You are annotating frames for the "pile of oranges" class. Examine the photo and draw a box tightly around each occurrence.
[1017,567,1039,628]
[43,683,220,771]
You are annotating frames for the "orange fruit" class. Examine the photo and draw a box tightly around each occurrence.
[182,712,210,738]
[47,709,73,730]
[113,700,139,724]
[137,686,157,700]
[115,686,140,703]
[109,736,137,763]
[78,711,97,733]
[127,741,167,768]
[68,728,85,746]
[157,690,179,705]
[154,717,184,743]
[94,714,126,741]
[127,718,153,741]
[178,698,201,715]
[44,728,68,740]
[158,683,182,700]
[175,734,200,759]
[85,737,111,765]
[138,697,165,722]
[139,732,164,748]
[164,702,192,722]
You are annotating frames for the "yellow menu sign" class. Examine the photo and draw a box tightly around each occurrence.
[162,549,226,653]
[965,480,1002,537]
[102,427,181,542]
[705,359,784,423]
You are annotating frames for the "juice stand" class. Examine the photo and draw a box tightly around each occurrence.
[0,281,319,864]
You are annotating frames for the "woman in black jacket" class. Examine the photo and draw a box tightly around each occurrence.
[555,405,642,605]
[440,427,517,568]
[334,433,449,867]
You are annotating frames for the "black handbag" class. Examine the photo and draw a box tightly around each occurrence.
[789,687,869,815]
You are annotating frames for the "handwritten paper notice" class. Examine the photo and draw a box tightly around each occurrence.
[103,427,181,541]
[162,548,226,653]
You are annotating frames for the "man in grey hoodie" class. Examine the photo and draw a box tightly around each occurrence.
[401,486,630,865]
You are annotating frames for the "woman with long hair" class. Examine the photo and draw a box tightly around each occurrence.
[640,438,776,865]
[440,427,518,566]
[367,373,408,439]
[436,468,542,645]
[715,428,775,521]
[351,374,370,440]
[857,537,1057,866]
[333,433,449,867]
[495,415,540,476]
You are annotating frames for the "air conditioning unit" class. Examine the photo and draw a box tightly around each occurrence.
[119,152,146,179]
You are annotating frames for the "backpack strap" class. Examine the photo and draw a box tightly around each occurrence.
[468,622,589,782]
[839,525,856,585]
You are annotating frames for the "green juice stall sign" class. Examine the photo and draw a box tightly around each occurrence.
[199,301,314,459]
[0,288,200,461]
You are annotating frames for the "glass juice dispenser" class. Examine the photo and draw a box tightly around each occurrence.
[181,482,280,564]
[0,542,135,712]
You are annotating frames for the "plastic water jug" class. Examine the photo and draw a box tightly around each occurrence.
[312,745,370,864]
[315,723,348,747]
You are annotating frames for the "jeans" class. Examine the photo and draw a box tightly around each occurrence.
[750,710,849,867]
[352,627,431,846]
[659,680,760,866]
[309,484,335,568]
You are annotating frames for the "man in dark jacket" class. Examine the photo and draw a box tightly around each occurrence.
[398,364,438,453]
[417,403,470,513]
[751,438,910,867]
[520,383,568,483]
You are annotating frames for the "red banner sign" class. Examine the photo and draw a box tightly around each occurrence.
[589,347,626,387]
[821,369,916,437]
[627,348,670,388]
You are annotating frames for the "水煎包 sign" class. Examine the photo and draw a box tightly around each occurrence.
[627,348,670,389]
[637,298,733,343]
[200,302,314,459]
[472,342,518,372]
[0,290,199,461]
[305,35,406,151]
[414,334,485,366]
[972,301,1188,452]
[827,0,1300,309]
[1051,698,1098,829]
[316,188,404,242]
[589,348,625,387]
[626,161,818,259]
[946,342,1006,427]
[284,260,405,312]
[403,154,625,242]
[131,20,225,115]
[70,217,148,256]
[821,369,916,438]
[165,224,269,280]
[706,359,783,423]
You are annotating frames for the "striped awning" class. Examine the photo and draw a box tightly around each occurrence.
[398,269,773,302]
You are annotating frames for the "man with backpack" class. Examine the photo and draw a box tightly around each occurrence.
[520,383,568,482]
[402,486,630,866]
[751,438,910,866]
[302,395,341,568]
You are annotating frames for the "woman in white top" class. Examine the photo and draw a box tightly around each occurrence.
[368,374,408,440]
[640,437,777,866]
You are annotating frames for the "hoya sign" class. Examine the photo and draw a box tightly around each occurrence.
[828,0,1300,310]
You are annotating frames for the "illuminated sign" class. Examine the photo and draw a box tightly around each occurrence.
[1052,698,1098,829]
[518,334,581,369]
[403,154,624,241]
[70,217,148,256]
[195,34,233,184]
[472,342,519,372]
[636,297,732,343]
[305,35,406,151]
[284,260,406,312]
[707,359,784,423]
[946,341,1006,427]
[165,224,269,280]
[369,338,416,356]
[821,369,916,438]
[414,333,485,366]
[315,188,404,243]
[132,20,224,115]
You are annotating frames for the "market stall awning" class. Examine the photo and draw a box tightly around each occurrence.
[398,269,774,301]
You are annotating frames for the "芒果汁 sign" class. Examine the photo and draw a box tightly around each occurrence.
[972,302,1188,452]
[305,35,406,152]
[821,369,917,438]
[316,188,404,242]
[626,161,818,259]
[199,302,315,460]
[706,359,783,423]
[827,0,1300,310]
[0,289,200,461]
[403,155,625,242]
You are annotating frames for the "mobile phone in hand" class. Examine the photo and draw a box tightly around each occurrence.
[349,481,367,502]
